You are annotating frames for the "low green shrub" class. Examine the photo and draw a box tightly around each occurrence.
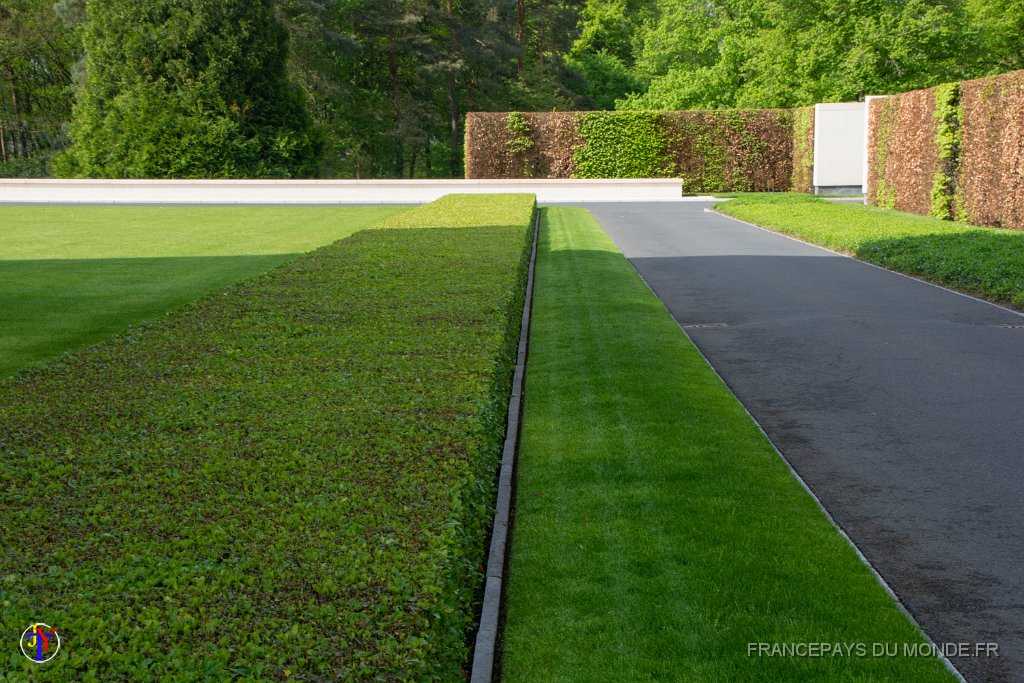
[0,195,535,680]
[374,193,537,230]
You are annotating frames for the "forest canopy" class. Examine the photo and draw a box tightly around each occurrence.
[1,0,1021,178]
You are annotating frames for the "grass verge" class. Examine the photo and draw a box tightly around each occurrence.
[500,206,955,681]
[0,205,401,377]
[717,193,1024,308]
[0,196,535,680]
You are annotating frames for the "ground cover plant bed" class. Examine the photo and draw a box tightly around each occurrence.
[0,195,535,680]
[500,207,955,681]
[0,205,402,377]
[717,193,1024,308]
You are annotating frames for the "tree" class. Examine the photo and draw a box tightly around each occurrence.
[57,0,320,178]
[966,0,1024,73]
[619,0,975,110]
[0,0,80,174]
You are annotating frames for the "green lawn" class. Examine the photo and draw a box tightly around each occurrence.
[1,195,534,681]
[500,207,955,681]
[0,205,401,377]
[717,193,1024,308]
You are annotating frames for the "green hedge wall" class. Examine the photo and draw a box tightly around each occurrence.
[0,195,535,681]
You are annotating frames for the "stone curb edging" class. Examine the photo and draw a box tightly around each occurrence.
[469,209,540,683]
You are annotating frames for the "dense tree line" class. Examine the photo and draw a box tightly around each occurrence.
[1,0,1022,178]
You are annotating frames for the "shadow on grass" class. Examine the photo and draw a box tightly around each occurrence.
[0,254,297,377]
[855,230,1024,308]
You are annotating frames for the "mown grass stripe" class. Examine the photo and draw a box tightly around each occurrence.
[500,206,955,681]
[0,196,534,680]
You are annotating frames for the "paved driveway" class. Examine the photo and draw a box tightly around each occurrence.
[581,202,1024,682]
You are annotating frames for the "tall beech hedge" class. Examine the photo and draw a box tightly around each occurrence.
[790,107,815,194]
[465,110,795,192]
[868,68,1024,230]
[0,195,535,680]
[958,70,1024,229]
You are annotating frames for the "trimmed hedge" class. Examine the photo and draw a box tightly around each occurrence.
[465,110,795,192]
[0,195,535,680]
[375,192,537,230]
[866,87,941,215]
[464,112,581,180]
[790,106,815,194]
[958,70,1024,229]
[868,68,1024,230]
[660,110,794,192]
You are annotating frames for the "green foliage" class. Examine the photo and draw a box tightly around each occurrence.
[504,113,535,178]
[570,0,651,65]
[501,206,957,682]
[9,0,1024,179]
[0,154,53,178]
[930,83,963,220]
[572,111,673,178]
[0,0,80,165]
[564,51,642,110]
[58,0,321,178]
[720,194,1024,307]
[506,114,534,157]
[0,195,535,680]
[621,0,974,111]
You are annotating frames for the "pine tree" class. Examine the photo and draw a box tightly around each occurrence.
[57,0,321,178]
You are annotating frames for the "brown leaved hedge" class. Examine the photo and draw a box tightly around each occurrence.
[867,68,1024,229]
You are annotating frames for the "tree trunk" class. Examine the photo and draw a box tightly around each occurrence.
[389,37,403,178]
[447,77,460,177]
[516,0,526,74]
[8,69,24,158]
[0,119,7,164]
[447,0,460,177]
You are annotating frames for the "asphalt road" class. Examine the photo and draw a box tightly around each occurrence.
[581,202,1024,683]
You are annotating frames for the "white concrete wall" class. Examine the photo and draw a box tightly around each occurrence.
[0,178,700,205]
[813,102,867,192]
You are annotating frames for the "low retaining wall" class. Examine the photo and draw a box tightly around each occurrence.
[0,178,695,204]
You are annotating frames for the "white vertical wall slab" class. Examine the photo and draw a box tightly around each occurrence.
[813,102,867,193]
[0,179,700,205]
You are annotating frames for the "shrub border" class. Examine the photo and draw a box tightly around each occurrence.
[469,210,540,683]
